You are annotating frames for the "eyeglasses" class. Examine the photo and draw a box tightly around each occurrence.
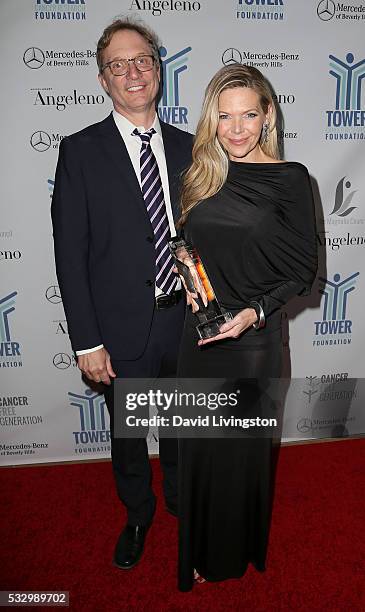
[101,55,156,76]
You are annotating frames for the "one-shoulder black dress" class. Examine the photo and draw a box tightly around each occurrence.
[177,161,317,591]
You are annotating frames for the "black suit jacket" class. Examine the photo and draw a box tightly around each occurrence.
[51,113,193,360]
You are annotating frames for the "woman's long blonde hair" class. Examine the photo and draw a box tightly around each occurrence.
[180,64,279,224]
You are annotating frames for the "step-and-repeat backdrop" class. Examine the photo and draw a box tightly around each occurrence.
[1,0,364,465]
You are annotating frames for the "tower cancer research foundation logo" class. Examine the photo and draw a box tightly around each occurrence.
[69,389,110,454]
[34,0,87,21]
[158,46,191,128]
[235,0,285,22]
[313,272,359,347]
[325,52,365,141]
[0,292,22,368]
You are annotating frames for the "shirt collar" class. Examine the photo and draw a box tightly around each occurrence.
[112,110,162,140]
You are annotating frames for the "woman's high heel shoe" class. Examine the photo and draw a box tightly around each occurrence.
[194,569,206,584]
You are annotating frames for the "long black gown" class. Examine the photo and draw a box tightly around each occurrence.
[177,161,318,591]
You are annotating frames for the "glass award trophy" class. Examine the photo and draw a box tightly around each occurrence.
[169,237,233,339]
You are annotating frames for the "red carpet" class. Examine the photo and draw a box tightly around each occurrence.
[1,440,364,611]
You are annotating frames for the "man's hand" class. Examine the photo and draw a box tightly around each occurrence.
[77,347,116,385]
[197,308,258,346]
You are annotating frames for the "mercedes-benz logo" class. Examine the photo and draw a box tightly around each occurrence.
[297,418,313,434]
[23,47,45,69]
[53,353,71,370]
[30,131,51,152]
[317,0,335,21]
[222,48,242,66]
[46,285,62,304]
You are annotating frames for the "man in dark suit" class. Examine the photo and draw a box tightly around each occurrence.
[51,18,192,569]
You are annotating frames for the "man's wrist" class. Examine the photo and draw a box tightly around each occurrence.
[76,344,104,356]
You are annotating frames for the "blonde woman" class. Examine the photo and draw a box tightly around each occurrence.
[177,64,317,591]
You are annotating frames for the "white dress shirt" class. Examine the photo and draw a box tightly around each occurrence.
[76,111,180,356]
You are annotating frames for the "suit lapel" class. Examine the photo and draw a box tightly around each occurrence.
[160,122,181,224]
[96,115,185,228]
[96,114,150,225]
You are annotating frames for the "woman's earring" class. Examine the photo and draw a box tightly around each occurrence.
[262,122,269,144]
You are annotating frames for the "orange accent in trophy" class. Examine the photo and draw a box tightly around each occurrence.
[195,258,215,302]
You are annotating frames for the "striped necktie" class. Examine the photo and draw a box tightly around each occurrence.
[133,128,177,295]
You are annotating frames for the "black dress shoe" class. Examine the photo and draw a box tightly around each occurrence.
[113,525,149,570]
